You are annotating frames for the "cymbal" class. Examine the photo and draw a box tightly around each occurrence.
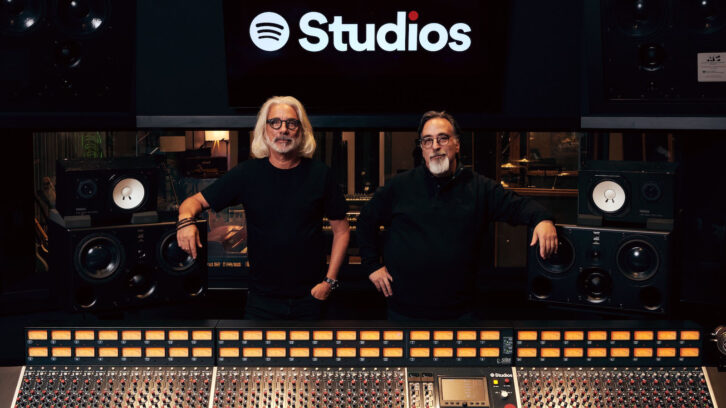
[500,162,523,169]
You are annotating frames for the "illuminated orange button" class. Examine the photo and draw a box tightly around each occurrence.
[456,348,476,357]
[27,330,47,340]
[657,331,677,341]
[360,331,380,341]
[480,331,500,341]
[219,347,239,358]
[634,331,654,341]
[360,348,380,357]
[587,348,607,358]
[518,331,537,341]
[313,331,333,341]
[242,347,263,357]
[517,348,537,358]
[611,331,631,341]
[410,331,430,341]
[657,347,676,357]
[564,331,584,341]
[610,348,630,358]
[28,347,48,357]
[75,330,95,341]
[541,331,561,341]
[98,347,118,357]
[192,330,212,341]
[121,330,141,341]
[168,330,189,341]
[145,347,165,358]
[680,348,699,357]
[243,331,263,341]
[433,331,454,341]
[480,348,500,357]
[51,330,72,341]
[313,347,333,358]
[290,348,310,357]
[680,331,700,341]
[75,347,94,357]
[122,347,142,357]
[192,347,212,357]
[266,331,286,341]
[456,331,476,341]
[219,331,239,341]
[52,347,72,357]
[433,347,453,357]
[588,331,607,341]
[383,331,403,341]
[169,347,189,357]
[634,348,653,358]
[145,330,165,341]
[336,331,357,341]
[290,331,310,341]
[541,348,561,358]
[98,330,117,341]
[564,348,583,358]
[266,348,286,357]
[383,347,403,358]
[336,348,356,358]
[410,348,430,358]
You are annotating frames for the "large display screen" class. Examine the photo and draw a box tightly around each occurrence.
[223,1,510,114]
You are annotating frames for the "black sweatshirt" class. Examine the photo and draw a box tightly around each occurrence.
[357,165,553,319]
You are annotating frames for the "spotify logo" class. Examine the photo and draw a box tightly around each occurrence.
[249,12,290,51]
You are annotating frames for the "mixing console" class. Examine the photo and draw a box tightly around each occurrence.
[6,321,723,408]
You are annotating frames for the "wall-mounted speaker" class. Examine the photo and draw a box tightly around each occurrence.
[578,160,677,230]
[55,157,159,224]
[48,218,207,311]
[600,0,726,103]
[0,0,135,126]
[528,224,672,314]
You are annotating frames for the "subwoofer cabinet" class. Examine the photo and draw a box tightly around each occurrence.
[528,224,672,314]
[48,218,207,311]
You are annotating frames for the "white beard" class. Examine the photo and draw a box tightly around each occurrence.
[427,155,450,176]
[266,135,300,154]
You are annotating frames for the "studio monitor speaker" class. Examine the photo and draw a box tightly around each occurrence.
[0,0,135,126]
[528,224,672,314]
[55,157,159,223]
[578,160,677,230]
[49,218,207,311]
[600,0,726,103]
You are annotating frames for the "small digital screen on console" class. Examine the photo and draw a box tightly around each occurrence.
[439,378,489,406]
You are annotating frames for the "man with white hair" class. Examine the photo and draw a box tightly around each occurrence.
[357,110,558,320]
[176,96,349,320]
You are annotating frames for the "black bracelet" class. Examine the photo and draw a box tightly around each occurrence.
[176,217,197,231]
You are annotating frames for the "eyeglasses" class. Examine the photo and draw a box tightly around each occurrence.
[419,135,451,148]
[267,118,301,131]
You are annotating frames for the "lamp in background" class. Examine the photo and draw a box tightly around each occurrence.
[205,130,230,157]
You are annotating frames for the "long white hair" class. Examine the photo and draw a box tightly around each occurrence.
[250,96,316,158]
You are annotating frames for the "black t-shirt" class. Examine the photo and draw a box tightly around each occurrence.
[202,158,347,297]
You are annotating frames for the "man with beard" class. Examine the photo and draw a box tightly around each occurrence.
[357,111,558,320]
[176,96,349,320]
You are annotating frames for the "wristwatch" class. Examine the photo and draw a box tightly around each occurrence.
[324,277,340,290]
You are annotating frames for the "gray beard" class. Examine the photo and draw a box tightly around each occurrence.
[266,135,300,154]
[427,155,450,176]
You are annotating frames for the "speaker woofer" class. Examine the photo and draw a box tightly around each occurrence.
[591,178,628,214]
[111,176,146,211]
[687,0,725,33]
[158,230,197,275]
[73,232,124,281]
[578,268,612,304]
[54,0,109,36]
[530,276,553,300]
[536,235,575,275]
[0,0,44,34]
[617,238,659,281]
[610,0,667,37]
